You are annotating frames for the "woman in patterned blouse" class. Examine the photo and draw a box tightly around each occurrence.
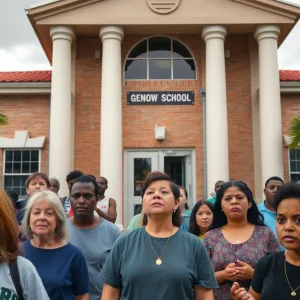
[204,181,280,300]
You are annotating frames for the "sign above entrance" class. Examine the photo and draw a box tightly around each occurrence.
[127,92,194,105]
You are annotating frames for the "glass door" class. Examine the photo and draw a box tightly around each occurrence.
[125,151,159,226]
[161,150,193,209]
[125,149,195,227]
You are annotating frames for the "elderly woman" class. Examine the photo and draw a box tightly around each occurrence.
[204,181,281,300]
[21,191,89,300]
[0,189,49,299]
[101,171,218,300]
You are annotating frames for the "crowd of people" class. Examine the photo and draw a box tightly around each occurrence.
[1,169,300,300]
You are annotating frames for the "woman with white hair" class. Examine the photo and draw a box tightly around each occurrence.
[21,191,89,300]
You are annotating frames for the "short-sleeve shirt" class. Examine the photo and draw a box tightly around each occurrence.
[204,225,281,300]
[127,213,142,231]
[22,241,89,299]
[101,227,218,300]
[252,251,300,299]
[257,201,285,250]
[0,256,50,300]
[67,218,121,300]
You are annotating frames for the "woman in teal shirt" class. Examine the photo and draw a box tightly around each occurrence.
[101,171,218,300]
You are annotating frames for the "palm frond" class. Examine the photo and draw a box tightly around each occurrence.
[288,116,300,149]
[0,113,8,126]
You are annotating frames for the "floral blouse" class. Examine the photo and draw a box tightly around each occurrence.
[203,225,281,300]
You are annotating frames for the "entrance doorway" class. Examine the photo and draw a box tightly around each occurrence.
[124,149,195,226]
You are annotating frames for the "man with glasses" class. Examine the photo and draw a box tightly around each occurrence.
[67,175,121,300]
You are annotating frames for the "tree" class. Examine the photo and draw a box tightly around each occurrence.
[288,116,300,150]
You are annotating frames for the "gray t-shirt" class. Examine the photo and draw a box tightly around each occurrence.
[0,256,49,300]
[101,227,218,300]
[67,218,121,300]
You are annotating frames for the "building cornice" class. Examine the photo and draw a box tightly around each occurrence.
[280,81,300,93]
[0,82,51,95]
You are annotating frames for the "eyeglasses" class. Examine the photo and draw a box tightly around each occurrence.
[71,193,96,200]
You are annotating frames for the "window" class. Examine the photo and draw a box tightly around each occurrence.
[3,150,40,197]
[289,149,300,182]
[125,37,196,80]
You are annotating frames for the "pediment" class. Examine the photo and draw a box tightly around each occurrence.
[29,0,300,26]
[27,0,300,63]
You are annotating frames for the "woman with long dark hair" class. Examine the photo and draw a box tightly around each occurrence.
[204,181,280,300]
[231,182,300,300]
[189,200,213,239]
[101,171,218,300]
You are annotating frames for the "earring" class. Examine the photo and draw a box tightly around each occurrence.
[54,227,59,234]
[173,209,177,213]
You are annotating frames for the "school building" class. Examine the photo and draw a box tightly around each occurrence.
[0,0,300,226]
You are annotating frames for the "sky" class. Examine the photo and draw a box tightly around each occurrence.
[0,0,300,71]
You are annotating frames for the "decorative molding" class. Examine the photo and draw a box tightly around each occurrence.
[0,82,51,95]
[146,0,181,14]
[0,131,46,149]
[280,81,300,93]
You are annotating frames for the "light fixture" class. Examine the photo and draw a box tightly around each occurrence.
[155,125,166,140]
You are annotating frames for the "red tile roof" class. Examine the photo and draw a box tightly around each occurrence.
[280,70,300,81]
[0,71,51,83]
[0,70,299,82]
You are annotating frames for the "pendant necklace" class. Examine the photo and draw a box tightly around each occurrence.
[284,257,300,296]
[147,226,173,266]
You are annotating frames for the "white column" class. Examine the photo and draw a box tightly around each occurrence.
[49,26,75,197]
[255,25,283,183]
[99,26,124,227]
[202,25,229,195]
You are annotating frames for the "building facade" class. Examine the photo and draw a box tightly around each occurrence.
[0,0,300,226]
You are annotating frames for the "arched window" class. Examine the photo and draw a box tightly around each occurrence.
[125,37,196,80]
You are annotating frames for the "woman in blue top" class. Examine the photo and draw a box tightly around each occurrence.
[21,190,89,300]
[101,171,218,300]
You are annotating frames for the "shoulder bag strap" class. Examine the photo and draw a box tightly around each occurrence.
[8,258,24,300]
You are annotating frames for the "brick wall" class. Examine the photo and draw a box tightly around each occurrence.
[74,33,255,200]
[281,93,300,181]
[122,34,204,198]
[226,35,254,190]
[74,37,102,175]
[0,95,50,186]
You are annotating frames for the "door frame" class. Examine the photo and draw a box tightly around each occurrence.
[124,148,196,227]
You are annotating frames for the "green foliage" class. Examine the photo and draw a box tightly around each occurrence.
[289,116,300,149]
[0,113,8,125]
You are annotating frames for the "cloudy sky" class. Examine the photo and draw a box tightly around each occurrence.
[0,0,300,71]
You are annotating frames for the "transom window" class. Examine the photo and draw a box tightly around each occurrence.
[289,149,300,182]
[3,150,40,197]
[125,37,196,80]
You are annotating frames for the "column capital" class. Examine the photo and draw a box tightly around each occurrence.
[99,26,124,42]
[254,25,280,42]
[50,26,75,43]
[202,25,227,42]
